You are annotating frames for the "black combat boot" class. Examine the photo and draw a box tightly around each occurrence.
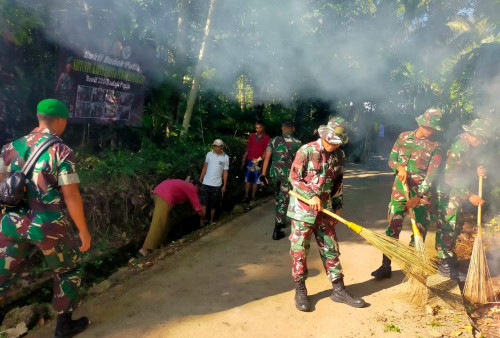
[54,312,89,338]
[331,278,366,308]
[294,280,310,312]
[371,254,392,279]
[438,258,466,282]
[272,224,286,240]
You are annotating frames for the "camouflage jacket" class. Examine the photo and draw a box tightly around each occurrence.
[287,139,344,223]
[0,127,80,236]
[267,133,302,181]
[443,133,480,201]
[388,130,442,196]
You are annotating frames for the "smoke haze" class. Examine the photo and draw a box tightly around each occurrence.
[2,1,499,262]
[9,1,490,105]
[4,1,499,129]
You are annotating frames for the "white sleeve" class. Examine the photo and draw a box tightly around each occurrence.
[224,155,229,170]
[58,172,81,185]
[0,157,7,174]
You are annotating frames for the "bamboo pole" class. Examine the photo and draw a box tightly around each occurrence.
[401,182,429,306]
[463,176,497,304]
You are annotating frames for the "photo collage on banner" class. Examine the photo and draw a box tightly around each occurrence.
[55,41,146,127]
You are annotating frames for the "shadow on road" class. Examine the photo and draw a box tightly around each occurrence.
[28,155,422,337]
[308,270,405,310]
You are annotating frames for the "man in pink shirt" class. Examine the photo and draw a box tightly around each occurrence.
[139,179,205,256]
[241,121,271,205]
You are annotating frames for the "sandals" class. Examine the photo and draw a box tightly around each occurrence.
[139,248,153,257]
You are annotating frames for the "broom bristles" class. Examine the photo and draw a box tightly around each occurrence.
[414,235,426,254]
[427,279,467,309]
[463,235,497,304]
[400,234,431,306]
[359,228,438,284]
[401,274,429,306]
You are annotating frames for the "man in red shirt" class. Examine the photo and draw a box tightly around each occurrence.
[241,121,270,205]
[139,179,205,256]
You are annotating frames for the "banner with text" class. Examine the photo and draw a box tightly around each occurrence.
[56,42,146,127]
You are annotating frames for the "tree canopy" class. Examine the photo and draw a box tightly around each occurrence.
[1,0,499,141]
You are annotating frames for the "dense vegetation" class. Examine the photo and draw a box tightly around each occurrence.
[0,0,499,306]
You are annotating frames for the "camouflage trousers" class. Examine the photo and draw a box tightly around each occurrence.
[435,195,462,259]
[273,178,291,226]
[386,179,430,242]
[289,215,343,283]
[0,210,82,313]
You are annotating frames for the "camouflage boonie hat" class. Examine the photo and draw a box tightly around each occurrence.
[318,117,349,145]
[415,108,442,131]
[462,119,491,138]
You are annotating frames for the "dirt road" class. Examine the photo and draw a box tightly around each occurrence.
[29,156,471,338]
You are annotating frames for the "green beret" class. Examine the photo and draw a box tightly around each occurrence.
[37,99,69,119]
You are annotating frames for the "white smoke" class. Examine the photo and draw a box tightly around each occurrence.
[5,1,450,103]
[5,1,499,117]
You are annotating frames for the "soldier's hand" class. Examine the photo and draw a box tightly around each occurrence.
[308,196,322,211]
[79,229,91,252]
[405,195,420,209]
[469,194,485,206]
[419,196,430,205]
[477,166,487,178]
[397,166,407,185]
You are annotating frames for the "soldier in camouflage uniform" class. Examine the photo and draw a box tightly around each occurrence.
[372,108,443,279]
[434,119,491,281]
[287,117,365,312]
[260,121,302,240]
[0,99,91,337]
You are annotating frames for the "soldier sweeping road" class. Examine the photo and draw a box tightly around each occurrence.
[372,108,443,280]
[434,119,492,281]
[0,99,90,338]
[287,117,365,312]
[260,121,302,240]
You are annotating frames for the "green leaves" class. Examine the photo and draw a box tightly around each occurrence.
[384,323,401,333]
[0,0,45,46]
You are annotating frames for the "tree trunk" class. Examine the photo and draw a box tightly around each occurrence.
[252,86,264,120]
[239,75,245,111]
[80,0,92,30]
[170,0,188,126]
[295,99,307,139]
[181,0,216,134]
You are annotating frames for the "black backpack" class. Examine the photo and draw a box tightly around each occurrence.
[0,136,60,210]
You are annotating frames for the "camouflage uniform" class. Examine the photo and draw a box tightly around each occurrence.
[287,119,347,283]
[0,127,82,313]
[436,119,490,259]
[386,111,442,242]
[266,133,302,226]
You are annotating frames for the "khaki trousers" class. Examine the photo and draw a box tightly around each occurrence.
[143,194,172,249]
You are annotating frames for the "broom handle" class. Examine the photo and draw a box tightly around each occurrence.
[477,176,483,235]
[402,182,421,237]
[289,190,363,233]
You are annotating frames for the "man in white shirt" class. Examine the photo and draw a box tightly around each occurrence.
[199,139,229,225]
